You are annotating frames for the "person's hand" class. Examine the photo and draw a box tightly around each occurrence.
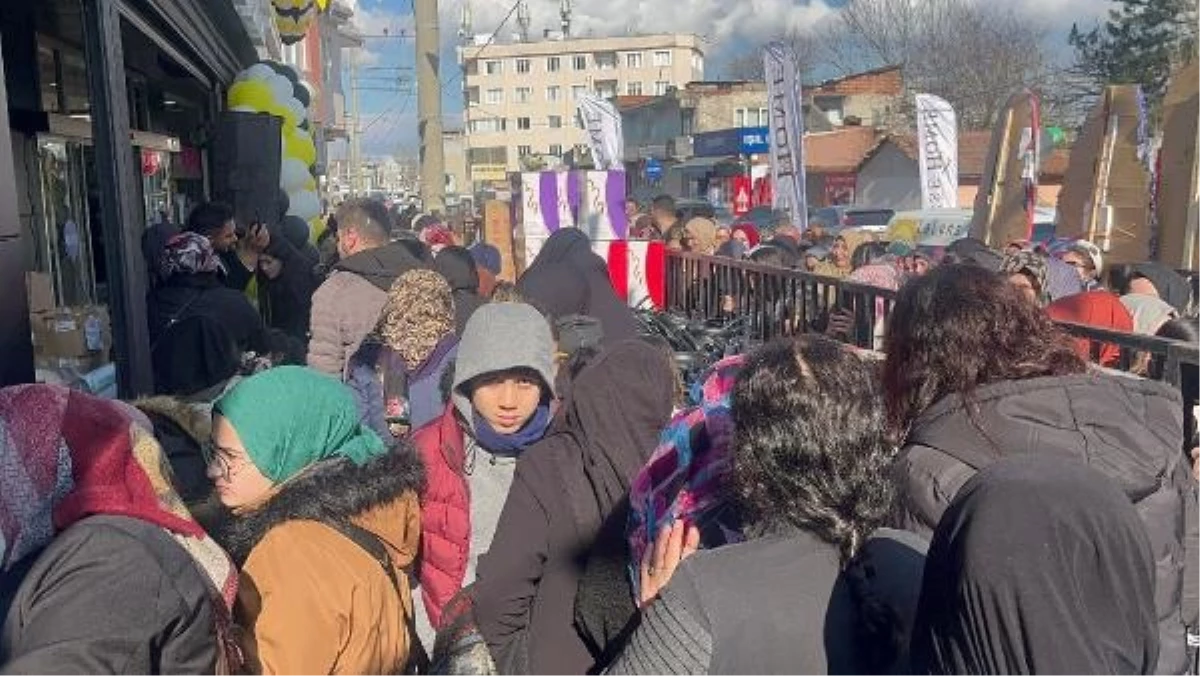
[825,308,855,338]
[638,520,700,608]
[246,222,271,253]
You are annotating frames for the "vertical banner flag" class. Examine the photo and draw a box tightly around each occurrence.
[1018,90,1042,239]
[577,93,625,170]
[915,94,958,209]
[763,42,808,232]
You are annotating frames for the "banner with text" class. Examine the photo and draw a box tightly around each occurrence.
[763,43,808,232]
[915,93,958,209]
[577,94,624,171]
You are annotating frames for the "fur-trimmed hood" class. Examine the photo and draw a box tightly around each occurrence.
[134,396,212,442]
[216,447,426,566]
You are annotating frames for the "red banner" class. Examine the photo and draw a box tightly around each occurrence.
[732,176,752,216]
[823,173,857,206]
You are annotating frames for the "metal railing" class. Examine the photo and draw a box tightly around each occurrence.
[664,251,1200,389]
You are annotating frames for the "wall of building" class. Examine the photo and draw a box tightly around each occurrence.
[461,34,703,173]
[621,98,683,159]
[687,85,769,134]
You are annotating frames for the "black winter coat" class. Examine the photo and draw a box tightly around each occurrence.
[893,372,1198,675]
[148,274,270,355]
[0,515,221,673]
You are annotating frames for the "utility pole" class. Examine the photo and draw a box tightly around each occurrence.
[415,0,445,214]
[348,51,362,196]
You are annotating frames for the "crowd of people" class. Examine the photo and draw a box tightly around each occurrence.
[1,195,1197,675]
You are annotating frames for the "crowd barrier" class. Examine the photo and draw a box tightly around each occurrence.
[664,251,1200,390]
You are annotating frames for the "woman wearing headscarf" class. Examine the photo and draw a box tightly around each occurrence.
[609,337,928,675]
[683,217,719,255]
[882,264,1196,675]
[411,302,557,637]
[911,455,1159,674]
[1046,290,1135,367]
[1127,261,1192,313]
[1123,293,1180,335]
[517,229,640,344]
[999,249,1050,306]
[473,340,675,674]
[210,367,424,674]
[149,232,272,356]
[811,235,852,279]
[433,245,487,335]
[0,385,239,673]
[731,223,760,248]
[256,215,321,346]
[347,270,459,440]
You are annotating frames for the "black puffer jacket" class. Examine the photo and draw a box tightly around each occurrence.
[894,372,1197,675]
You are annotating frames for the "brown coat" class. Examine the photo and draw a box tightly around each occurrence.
[216,450,426,675]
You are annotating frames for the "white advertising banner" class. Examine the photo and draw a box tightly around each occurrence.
[576,93,624,171]
[763,42,808,232]
[915,93,959,209]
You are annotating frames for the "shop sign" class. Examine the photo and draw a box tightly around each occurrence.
[472,163,509,182]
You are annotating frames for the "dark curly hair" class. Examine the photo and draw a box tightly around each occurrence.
[882,264,1086,433]
[732,335,896,563]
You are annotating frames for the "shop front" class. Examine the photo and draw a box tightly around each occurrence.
[0,0,256,395]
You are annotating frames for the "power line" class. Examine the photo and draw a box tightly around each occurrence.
[438,0,525,97]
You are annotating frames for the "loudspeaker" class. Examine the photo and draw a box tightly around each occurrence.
[210,111,283,231]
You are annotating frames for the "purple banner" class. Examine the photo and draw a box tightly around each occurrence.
[607,170,628,239]
[539,172,560,232]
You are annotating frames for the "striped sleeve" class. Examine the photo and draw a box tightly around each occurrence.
[605,572,713,675]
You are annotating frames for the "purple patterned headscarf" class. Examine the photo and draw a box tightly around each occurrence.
[159,232,225,279]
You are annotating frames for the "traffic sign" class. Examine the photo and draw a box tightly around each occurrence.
[733,176,752,216]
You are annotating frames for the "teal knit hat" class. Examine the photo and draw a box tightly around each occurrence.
[215,366,387,483]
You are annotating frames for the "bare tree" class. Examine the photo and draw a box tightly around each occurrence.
[816,0,1056,129]
[723,30,821,81]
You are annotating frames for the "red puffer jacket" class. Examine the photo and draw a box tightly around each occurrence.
[411,404,470,629]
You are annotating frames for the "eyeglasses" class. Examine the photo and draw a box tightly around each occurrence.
[202,442,237,482]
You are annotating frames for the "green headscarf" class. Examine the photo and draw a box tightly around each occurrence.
[215,366,386,483]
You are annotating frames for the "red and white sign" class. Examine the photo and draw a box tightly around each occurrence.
[732,176,752,216]
[607,239,666,310]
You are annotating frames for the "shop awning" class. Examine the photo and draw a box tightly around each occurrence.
[671,155,742,175]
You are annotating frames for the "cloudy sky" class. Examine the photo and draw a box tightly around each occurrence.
[338,0,1114,158]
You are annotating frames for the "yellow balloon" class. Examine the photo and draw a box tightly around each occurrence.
[885,217,919,244]
[227,81,272,111]
[228,81,297,126]
[282,128,317,166]
[309,216,326,244]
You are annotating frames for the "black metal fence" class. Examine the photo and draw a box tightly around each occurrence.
[664,251,1200,389]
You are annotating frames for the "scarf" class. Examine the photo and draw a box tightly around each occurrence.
[160,231,226,279]
[471,403,551,456]
[1000,250,1050,306]
[215,366,387,483]
[381,269,456,367]
[0,385,240,671]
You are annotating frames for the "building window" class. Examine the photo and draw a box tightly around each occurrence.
[515,86,532,103]
[518,145,532,157]
[468,118,506,133]
[548,115,563,129]
[485,60,503,75]
[516,58,531,74]
[653,50,671,67]
[485,88,503,104]
[516,116,531,130]
[654,81,670,95]
[572,85,587,100]
[595,52,617,70]
[547,56,561,72]
[573,54,589,71]
[595,80,617,98]
[625,52,643,69]
[691,53,704,73]
[626,81,643,96]
[735,107,770,127]
[549,143,563,156]
[546,85,561,102]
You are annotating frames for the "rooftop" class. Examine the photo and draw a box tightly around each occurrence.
[456,32,704,59]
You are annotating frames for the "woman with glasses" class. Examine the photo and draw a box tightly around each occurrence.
[207,366,425,674]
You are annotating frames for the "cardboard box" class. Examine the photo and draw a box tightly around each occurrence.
[33,305,111,360]
[25,272,54,315]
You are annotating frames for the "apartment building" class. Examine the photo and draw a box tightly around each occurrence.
[459,33,704,181]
